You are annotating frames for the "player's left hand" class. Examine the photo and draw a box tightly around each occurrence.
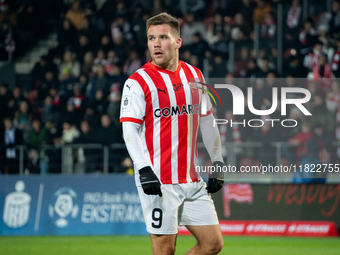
[206,161,224,193]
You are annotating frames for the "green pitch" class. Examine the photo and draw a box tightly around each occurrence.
[1,235,340,255]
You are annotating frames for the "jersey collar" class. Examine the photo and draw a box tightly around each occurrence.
[146,60,182,76]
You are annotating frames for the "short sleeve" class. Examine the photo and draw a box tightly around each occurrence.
[120,79,146,124]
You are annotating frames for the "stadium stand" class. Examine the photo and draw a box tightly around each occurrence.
[0,0,339,180]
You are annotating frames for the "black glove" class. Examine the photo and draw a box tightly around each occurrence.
[139,166,163,197]
[206,161,225,193]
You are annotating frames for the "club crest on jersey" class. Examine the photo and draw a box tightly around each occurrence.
[154,104,199,118]
[173,83,183,91]
[122,96,132,112]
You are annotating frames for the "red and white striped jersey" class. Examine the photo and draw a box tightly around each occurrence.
[120,61,213,184]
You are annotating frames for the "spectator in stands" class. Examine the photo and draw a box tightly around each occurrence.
[317,24,330,48]
[284,0,303,50]
[245,58,259,78]
[256,56,273,77]
[105,51,121,75]
[261,11,276,39]
[0,1,16,27]
[0,20,15,60]
[293,123,333,183]
[80,16,98,47]
[130,7,149,48]
[181,12,207,46]
[210,31,229,58]
[303,39,324,72]
[123,49,142,76]
[92,89,109,117]
[99,34,114,55]
[209,55,227,78]
[26,118,47,174]
[328,0,340,39]
[61,120,80,145]
[1,116,24,174]
[52,18,78,57]
[30,55,58,89]
[0,83,13,120]
[84,3,106,39]
[109,63,127,88]
[59,68,77,100]
[332,37,340,76]
[307,54,334,92]
[14,100,33,140]
[187,32,211,68]
[11,86,25,113]
[235,47,250,77]
[251,118,277,166]
[107,81,123,129]
[283,55,300,77]
[65,0,86,31]
[310,94,336,133]
[129,0,153,16]
[77,73,89,94]
[93,114,124,172]
[59,50,81,81]
[48,84,67,114]
[262,72,279,110]
[68,84,87,114]
[206,13,230,46]
[230,13,252,41]
[93,49,108,73]
[239,0,256,28]
[111,15,134,43]
[62,97,83,129]
[39,70,60,103]
[253,0,272,25]
[41,94,60,125]
[251,78,266,109]
[326,80,340,115]
[73,119,97,173]
[112,32,129,64]
[44,120,61,173]
[284,121,313,165]
[219,109,243,164]
[74,33,92,64]
[94,114,122,145]
[83,104,100,129]
[81,51,94,77]
[180,0,206,18]
[299,19,317,49]
[87,64,111,102]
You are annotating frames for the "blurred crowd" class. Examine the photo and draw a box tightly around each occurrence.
[0,0,340,175]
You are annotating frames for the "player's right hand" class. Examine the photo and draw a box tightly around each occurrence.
[139,166,163,197]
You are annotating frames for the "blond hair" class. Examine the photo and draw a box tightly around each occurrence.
[146,12,180,36]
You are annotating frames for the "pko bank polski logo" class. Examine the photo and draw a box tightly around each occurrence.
[49,187,79,228]
[3,181,31,228]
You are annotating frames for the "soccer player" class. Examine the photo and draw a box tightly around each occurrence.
[120,13,225,255]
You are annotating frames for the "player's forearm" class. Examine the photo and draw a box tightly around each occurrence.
[200,113,224,163]
[122,122,149,170]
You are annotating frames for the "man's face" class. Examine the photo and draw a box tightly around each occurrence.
[101,115,111,128]
[147,24,181,69]
[4,119,13,130]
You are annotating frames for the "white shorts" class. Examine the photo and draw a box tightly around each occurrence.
[137,179,219,235]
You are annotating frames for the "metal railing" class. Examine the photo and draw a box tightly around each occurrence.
[3,141,339,183]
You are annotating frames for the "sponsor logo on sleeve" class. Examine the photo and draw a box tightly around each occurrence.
[122,96,132,112]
